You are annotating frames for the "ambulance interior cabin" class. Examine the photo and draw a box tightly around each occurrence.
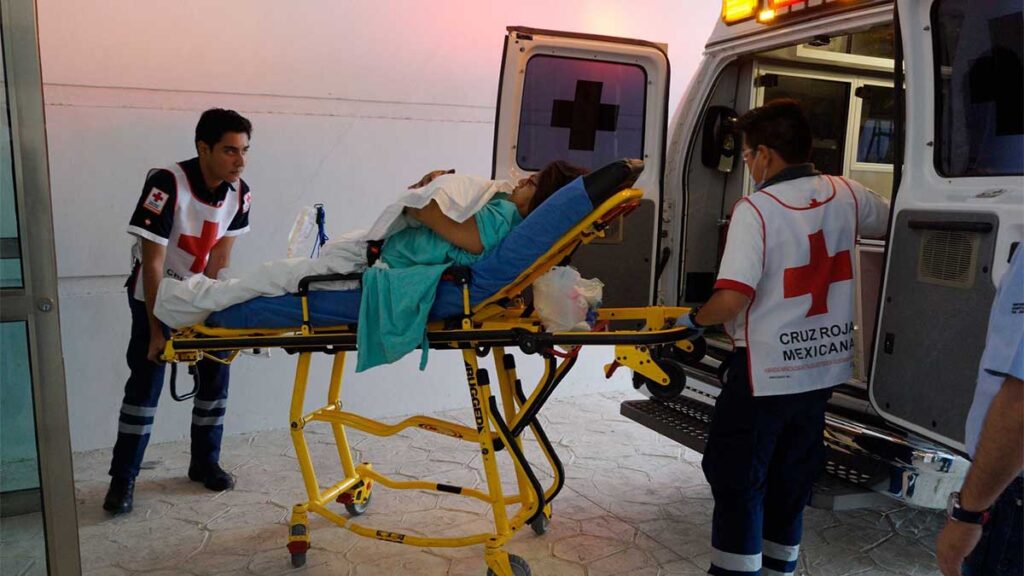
[681,24,895,414]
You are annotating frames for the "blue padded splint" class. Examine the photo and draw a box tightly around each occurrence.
[206,177,594,329]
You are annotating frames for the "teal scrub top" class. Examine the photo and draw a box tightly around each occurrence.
[356,197,522,372]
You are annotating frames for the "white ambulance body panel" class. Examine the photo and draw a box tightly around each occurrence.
[493,0,1023,509]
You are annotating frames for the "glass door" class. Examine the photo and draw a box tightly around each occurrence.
[758,72,852,176]
[0,0,80,573]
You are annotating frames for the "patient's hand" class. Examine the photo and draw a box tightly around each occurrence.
[408,169,455,189]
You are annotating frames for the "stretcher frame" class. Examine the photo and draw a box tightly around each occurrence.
[162,188,701,576]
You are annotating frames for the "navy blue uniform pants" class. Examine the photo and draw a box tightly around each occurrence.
[109,291,230,480]
[964,476,1023,576]
[702,350,831,576]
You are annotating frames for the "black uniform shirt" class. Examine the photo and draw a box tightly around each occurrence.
[127,157,250,244]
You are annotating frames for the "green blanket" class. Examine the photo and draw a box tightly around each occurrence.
[356,197,521,372]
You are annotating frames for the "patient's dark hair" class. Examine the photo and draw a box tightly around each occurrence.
[528,160,589,214]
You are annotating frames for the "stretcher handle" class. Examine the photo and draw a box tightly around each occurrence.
[169,362,199,402]
[295,272,364,296]
[582,158,644,207]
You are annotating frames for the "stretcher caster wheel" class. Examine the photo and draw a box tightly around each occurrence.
[634,357,687,401]
[486,553,531,576]
[338,478,373,516]
[529,514,550,535]
[344,492,372,517]
[287,526,310,568]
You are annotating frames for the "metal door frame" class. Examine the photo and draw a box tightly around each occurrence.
[1,0,81,572]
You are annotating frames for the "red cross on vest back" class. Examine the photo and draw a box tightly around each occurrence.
[783,230,853,317]
[178,220,220,273]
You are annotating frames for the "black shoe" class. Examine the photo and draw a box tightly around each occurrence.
[102,476,135,515]
[188,461,235,491]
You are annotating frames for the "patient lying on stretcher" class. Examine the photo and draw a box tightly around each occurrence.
[155,161,589,370]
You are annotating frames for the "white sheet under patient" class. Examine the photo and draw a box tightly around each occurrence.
[154,174,513,329]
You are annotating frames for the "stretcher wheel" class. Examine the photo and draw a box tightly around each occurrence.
[529,513,550,535]
[287,522,310,567]
[635,357,687,401]
[486,553,531,576]
[344,493,372,517]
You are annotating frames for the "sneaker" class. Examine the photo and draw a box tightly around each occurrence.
[102,476,135,515]
[188,461,235,491]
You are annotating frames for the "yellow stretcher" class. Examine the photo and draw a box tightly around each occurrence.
[161,185,702,576]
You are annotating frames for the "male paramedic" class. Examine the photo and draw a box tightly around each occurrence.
[936,246,1022,576]
[676,99,889,576]
[103,108,253,515]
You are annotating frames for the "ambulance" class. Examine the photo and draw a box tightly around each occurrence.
[491,0,1023,509]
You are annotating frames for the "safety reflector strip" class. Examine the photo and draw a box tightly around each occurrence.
[192,416,224,427]
[711,547,762,573]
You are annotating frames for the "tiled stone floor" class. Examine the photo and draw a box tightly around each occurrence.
[8,391,945,575]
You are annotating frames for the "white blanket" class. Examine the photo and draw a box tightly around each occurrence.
[155,174,513,328]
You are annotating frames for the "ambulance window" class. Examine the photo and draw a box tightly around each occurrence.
[855,86,895,164]
[763,75,850,175]
[516,56,646,171]
[933,0,1023,176]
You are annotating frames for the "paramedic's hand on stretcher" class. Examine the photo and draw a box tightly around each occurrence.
[675,308,705,336]
[408,169,455,189]
[147,332,167,363]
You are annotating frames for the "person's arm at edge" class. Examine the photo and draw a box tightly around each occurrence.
[693,289,751,327]
[140,239,168,362]
[936,376,1024,576]
[960,376,1024,511]
[688,199,761,328]
[405,199,484,254]
[205,236,236,279]
[856,183,891,239]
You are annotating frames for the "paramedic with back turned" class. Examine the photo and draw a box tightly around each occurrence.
[676,99,889,575]
[103,108,253,515]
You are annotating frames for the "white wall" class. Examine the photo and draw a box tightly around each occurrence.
[40,0,720,452]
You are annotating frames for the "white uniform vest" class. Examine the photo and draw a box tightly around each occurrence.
[132,163,242,300]
[742,176,858,396]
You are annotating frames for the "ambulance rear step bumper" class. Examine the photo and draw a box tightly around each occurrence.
[620,396,967,511]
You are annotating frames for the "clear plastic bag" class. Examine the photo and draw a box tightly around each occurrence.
[532,266,604,333]
[286,206,317,258]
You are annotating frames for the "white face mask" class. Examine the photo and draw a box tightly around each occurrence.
[748,148,768,190]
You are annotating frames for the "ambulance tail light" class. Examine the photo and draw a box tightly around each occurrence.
[722,0,758,24]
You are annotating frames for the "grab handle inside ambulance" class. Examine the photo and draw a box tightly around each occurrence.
[906,220,994,233]
[700,105,738,173]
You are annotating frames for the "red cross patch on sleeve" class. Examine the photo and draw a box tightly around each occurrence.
[242,192,252,213]
[143,188,169,214]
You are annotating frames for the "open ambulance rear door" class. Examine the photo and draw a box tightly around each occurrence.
[869,0,1023,454]
[492,27,670,309]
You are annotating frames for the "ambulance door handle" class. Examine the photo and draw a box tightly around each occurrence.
[907,220,993,233]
